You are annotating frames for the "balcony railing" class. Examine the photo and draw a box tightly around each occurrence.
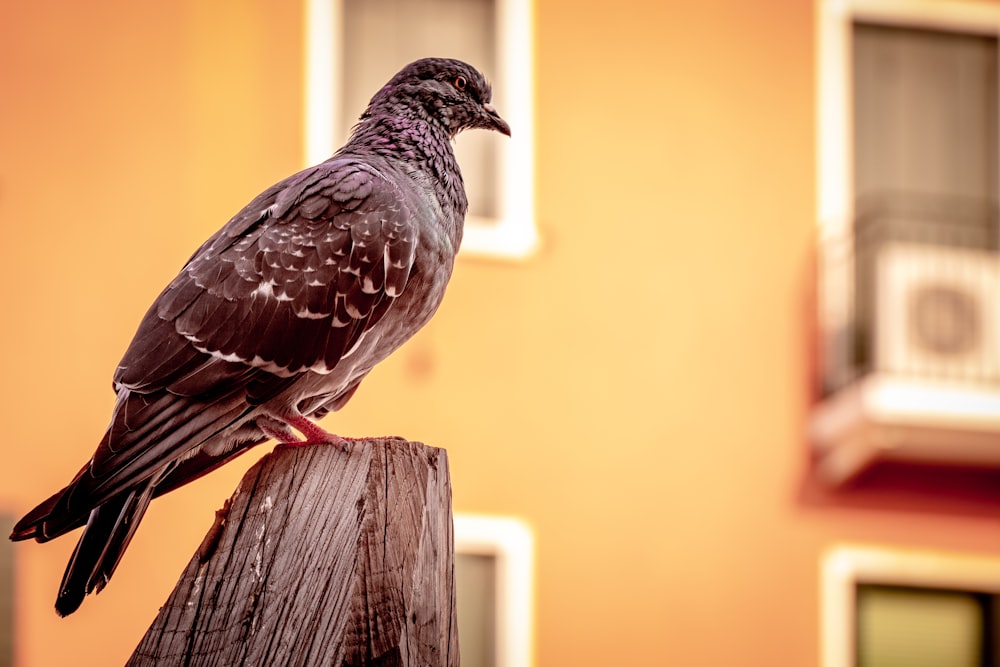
[821,192,1000,395]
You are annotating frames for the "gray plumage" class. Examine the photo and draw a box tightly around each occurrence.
[10,57,510,616]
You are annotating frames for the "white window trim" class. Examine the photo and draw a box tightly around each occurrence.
[454,514,534,667]
[303,0,538,260]
[821,544,1000,667]
[816,0,1000,240]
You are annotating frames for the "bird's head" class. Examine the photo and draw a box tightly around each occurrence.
[362,58,511,139]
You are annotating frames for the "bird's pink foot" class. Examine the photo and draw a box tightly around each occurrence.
[258,415,352,452]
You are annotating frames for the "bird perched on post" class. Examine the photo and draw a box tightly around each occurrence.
[10,57,510,617]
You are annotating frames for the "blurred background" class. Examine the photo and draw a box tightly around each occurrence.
[4,0,1000,665]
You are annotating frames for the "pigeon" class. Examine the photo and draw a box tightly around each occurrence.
[10,57,510,617]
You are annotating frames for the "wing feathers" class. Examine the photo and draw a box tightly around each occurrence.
[120,160,419,384]
[22,158,421,566]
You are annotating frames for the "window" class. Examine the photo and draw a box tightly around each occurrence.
[456,553,498,667]
[857,584,996,666]
[821,546,1000,667]
[810,0,1000,485]
[853,22,998,215]
[851,20,1000,381]
[817,0,1000,390]
[816,0,1000,235]
[304,0,537,259]
[454,515,534,667]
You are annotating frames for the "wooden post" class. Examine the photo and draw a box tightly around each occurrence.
[128,437,458,666]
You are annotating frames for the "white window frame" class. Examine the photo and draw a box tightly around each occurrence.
[303,0,537,260]
[454,514,534,667]
[815,0,1000,240]
[821,544,1000,667]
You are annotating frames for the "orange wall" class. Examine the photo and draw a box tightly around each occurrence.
[6,1,1000,665]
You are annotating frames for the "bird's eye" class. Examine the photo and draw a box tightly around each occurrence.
[453,75,467,92]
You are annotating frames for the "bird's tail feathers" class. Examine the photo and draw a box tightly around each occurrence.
[9,462,91,542]
[54,481,157,617]
[9,492,62,542]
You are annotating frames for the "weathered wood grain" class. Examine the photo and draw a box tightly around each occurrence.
[128,437,458,666]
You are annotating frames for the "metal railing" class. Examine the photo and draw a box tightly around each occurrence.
[821,193,1000,394]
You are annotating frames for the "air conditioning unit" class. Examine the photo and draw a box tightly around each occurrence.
[875,242,1000,384]
[810,241,1000,485]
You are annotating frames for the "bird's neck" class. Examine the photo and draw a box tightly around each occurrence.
[344,114,469,219]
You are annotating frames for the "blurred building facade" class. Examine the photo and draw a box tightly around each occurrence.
[3,0,1000,665]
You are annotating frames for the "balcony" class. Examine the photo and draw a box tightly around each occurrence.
[810,194,1000,484]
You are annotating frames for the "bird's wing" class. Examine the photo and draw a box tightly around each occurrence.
[101,157,418,468]
[21,159,421,536]
[116,157,419,398]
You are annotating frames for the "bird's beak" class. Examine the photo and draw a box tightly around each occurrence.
[482,103,511,137]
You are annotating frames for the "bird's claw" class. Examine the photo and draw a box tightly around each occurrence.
[275,434,352,453]
[259,415,352,453]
